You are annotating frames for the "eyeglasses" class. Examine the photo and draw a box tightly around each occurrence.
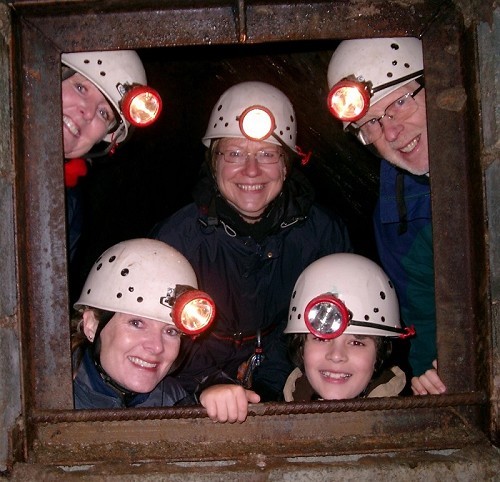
[350,85,424,145]
[216,149,284,165]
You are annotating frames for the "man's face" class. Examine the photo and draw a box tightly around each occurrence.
[357,81,429,176]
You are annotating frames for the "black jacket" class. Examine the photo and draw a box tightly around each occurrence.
[152,167,352,401]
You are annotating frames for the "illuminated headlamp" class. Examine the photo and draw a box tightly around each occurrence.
[161,285,216,336]
[327,76,372,123]
[304,294,350,339]
[304,293,416,339]
[238,105,276,141]
[121,85,163,127]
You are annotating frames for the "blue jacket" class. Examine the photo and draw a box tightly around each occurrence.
[152,168,352,401]
[374,160,435,377]
[73,348,188,409]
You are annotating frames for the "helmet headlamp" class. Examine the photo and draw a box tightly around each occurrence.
[161,285,216,336]
[121,85,163,128]
[327,76,372,123]
[303,291,415,340]
[238,105,276,141]
[304,294,350,339]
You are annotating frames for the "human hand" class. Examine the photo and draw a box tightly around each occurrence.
[199,384,260,423]
[411,360,447,395]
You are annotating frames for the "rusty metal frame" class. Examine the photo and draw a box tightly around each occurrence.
[9,0,491,465]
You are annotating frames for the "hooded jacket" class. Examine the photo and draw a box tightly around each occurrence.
[151,166,352,401]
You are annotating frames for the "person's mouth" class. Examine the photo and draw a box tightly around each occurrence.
[128,356,158,369]
[320,370,352,380]
[399,135,420,154]
[63,115,80,137]
[237,183,264,191]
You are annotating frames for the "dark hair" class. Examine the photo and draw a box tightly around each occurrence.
[287,333,392,376]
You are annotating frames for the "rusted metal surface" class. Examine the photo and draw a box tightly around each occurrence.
[16,20,73,413]
[10,1,446,51]
[32,406,486,465]
[30,391,487,423]
[7,0,493,467]
[423,6,486,394]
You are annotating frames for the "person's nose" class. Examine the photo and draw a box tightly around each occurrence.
[143,329,165,355]
[380,116,404,142]
[241,153,262,176]
[325,340,347,363]
[79,100,97,122]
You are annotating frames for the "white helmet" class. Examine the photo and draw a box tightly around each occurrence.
[62,50,147,144]
[74,238,215,334]
[327,38,423,127]
[202,81,298,153]
[286,253,412,338]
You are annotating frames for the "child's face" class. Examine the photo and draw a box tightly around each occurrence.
[303,333,377,399]
[98,312,181,393]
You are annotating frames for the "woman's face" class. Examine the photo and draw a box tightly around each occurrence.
[214,138,286,222]
[303,333,377,400]
[62,73,116,159]
[96,312,181,393]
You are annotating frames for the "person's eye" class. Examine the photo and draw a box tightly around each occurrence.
[74,82,86,93]
[350,339,365,347]
[229,150,243,158]
[164,327,181,337]
[260,151,278,159]
[366,118,379,126]
[312,336,328,343]
[98,107,110,121]
[394,95,409,108]
[128,319,143,328]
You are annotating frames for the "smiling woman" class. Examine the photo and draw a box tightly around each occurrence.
[71,237,260,422]
[151,81,353,402]
[61,50,163,270]
[71,238,209,408]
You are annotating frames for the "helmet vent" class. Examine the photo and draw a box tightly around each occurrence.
[364,315,370,320]
[137,297,143,303]
[374,307,379,313]
[380,291,386,300]
[390,43,400,50]
[117,292,122,298]
[128,287,134,292]
[121,269,129,276]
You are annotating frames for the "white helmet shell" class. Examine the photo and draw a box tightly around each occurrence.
[202,81,298,152]
[61,50,147,144]
[74,239,198,325]
[286,253,402,337]
[327,38,423,128]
